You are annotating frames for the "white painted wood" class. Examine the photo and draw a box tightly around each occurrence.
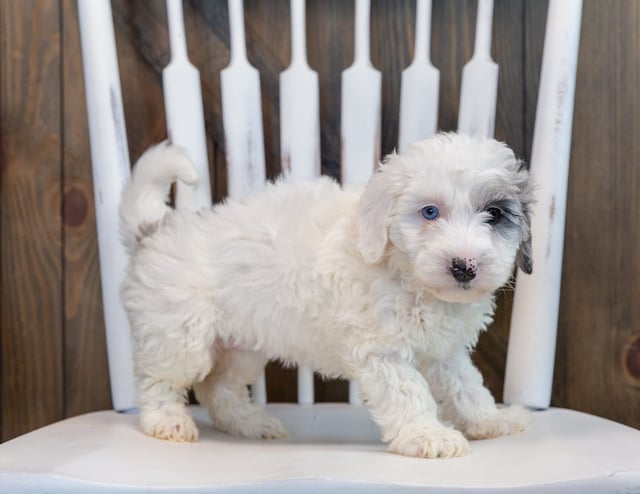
[279,0,321,181]
[163,0,212,211]
[296,367,315,406]
[348,380,363,405]
[340,0,382,187]
[2,406,639,491]
[398,0,439,152]
[504,0,583,409]
[221,0,268,403]
[77,0,136,412]
[457,0,498,138]
[252,375,267,405]
[221,0,266,200]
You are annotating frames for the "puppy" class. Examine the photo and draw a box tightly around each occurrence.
[120,133,534,458]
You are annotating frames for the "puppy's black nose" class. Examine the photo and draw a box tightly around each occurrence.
[450,257,477,283]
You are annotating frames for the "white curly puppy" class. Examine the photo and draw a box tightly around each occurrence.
[120,133,534,458]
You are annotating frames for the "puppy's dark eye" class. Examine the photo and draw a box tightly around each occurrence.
[420,205,440,221]
[485,206,502,224]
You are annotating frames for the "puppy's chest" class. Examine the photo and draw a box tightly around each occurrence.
[401,297,494,355]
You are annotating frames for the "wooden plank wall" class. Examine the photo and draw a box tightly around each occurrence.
[1,0,639,442]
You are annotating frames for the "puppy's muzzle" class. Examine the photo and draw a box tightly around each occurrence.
[450,257,477,283]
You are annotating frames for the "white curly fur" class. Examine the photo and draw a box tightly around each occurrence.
[120,133,534,458]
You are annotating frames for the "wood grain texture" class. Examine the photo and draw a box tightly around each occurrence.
[1,0,639,441]
[557,0,640,427]
[61,0,111,417]
[0,0,64,441]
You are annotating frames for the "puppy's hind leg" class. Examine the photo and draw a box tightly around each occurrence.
[135,328,214,442]
[194,349,287,439]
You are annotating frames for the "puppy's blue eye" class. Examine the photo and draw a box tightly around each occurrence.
[420,205,440,221]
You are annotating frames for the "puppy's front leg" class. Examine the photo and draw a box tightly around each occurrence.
[355,354,470,458]
[423,348,531,440]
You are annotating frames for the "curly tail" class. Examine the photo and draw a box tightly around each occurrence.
[119,141,198,253]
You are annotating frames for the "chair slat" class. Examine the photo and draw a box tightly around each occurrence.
[458,0,498,138]
[340,0,381,187]
[220,0,266,200]
[77,0,136,411]
[163,0,212,211]
[252,372,268,405]
[398,0,439,151]
[297,367,315,405]
[505,0,583,409]
[280,0,321,181]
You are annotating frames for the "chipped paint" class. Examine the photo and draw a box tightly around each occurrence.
[546,195,556,259]
[282,151,292,175]
[220,0,265,200]
[279,0,320,183]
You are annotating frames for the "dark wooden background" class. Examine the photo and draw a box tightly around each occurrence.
[1,0,639,442]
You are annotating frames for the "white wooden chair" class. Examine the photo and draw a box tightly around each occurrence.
[1,0,639,492]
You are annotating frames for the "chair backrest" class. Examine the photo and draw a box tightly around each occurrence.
[77,0,582,413]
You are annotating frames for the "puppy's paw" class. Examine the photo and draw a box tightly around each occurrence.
[389,426,470,459]
[463,405,532,440]
[213,405,288,440]
[140,406,199,442]
[240,409,288,440]
[253,413,288,440]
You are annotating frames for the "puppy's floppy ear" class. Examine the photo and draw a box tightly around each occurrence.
[515,166,535,274]
[355,165,398,264]
[516,228,533,274]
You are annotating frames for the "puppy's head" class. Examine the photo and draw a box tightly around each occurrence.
[355,133,534,304]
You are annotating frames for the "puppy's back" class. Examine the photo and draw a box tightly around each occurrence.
[129,177,358,306]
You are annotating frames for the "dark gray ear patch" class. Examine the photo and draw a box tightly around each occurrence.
[516,236,533,274]
[516,178,535,275]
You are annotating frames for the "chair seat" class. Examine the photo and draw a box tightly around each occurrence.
[1,404,639,492]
